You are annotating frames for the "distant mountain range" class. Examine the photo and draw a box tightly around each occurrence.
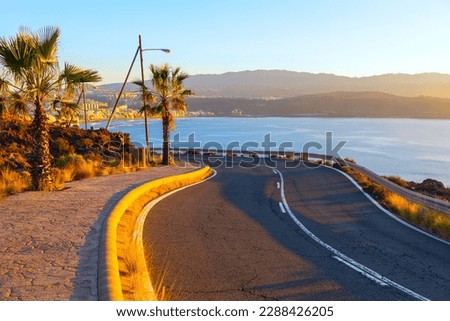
[186,70,450,99]
[101,70,450,99]
[100,70,450,118]
[186,92,450,118]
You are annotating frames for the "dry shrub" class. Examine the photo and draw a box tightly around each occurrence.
[51,167,75,190]
[0,167,30,197]
[344,157,356,164]
[55,154,100,181]
[54,137,75,155]
[386,193,419,216]
[73,159,96,180]
[385,175,410,188]
[385,192,450,240]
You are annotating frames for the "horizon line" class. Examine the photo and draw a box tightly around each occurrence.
[98,69,450,85]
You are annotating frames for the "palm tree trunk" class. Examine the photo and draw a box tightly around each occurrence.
[162,112,171,165]
[29,98,55,191]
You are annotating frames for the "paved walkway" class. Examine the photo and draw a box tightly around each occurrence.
[0,166,193,301]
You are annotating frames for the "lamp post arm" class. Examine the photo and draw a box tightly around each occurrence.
[105,45,140,130]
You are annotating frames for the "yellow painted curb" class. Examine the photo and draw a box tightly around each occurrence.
[101,166,213,301]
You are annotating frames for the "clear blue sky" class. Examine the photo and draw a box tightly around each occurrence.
[2,0,450,84]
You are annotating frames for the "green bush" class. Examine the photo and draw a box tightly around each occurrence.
[55,154,85,168]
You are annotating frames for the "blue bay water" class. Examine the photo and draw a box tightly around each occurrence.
[91,117,450,186]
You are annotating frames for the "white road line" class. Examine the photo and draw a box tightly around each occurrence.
[273,168,430,301]
[272,169,278,174]
[332,256,388,287]
[328,166,450,247]
[278,202,286,213]
[277,182,280,189]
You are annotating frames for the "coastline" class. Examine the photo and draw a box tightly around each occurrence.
[96,113,450,122]
[94,117,450,187]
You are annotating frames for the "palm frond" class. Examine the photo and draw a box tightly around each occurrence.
[36,26,60,65]
[132,79,149,91]
[0,33,35,78]
[60,100,79,111]
[10,91,29,115]
[0,76,10,92]
[78,68,102,83]
[138,104,152,115]
[60,62,102,84]
[133,79,157,109]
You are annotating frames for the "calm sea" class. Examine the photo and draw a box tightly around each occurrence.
[91,117,450,186]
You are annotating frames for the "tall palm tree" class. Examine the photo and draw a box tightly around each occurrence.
[148,64,193,165]
[0,26,101,190]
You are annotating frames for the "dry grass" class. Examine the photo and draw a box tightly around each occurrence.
[343,167,450,241]
[386,193,420,217]
[116,186,178,301]
[384,175,410,188]
[0,167,31,198]
[52,154,139,188]
[1,153,141,199]
[117,213,153,301]
[386,193,450,239]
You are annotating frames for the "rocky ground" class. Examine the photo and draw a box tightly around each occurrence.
[0,165,194,300]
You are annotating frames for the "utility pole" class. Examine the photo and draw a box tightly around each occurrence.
[139,35,150,151]
[82,83,87,130]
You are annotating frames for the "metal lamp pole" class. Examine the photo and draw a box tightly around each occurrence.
[138,35,170,152]
[105,36,170,141]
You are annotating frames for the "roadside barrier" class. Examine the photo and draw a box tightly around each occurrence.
[98,166,213,301]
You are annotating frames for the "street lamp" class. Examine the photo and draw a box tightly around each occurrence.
[138,35,170,152]
[105,36,170,151]
[142,48,171,53]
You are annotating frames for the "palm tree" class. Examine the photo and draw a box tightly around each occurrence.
[148,64,193,165]
[58,63,102,128]
[0,26,101,190]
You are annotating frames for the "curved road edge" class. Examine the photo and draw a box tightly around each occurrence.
[328,166,450,247]
[135,168,217,300]
[97,166,214,301]
[274,167,431,301]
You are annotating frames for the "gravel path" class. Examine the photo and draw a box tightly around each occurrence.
[0,166,194,301]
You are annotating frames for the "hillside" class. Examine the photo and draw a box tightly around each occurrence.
[183,70,450,98]
[186,92,450,118]
[100,70,450,118]
[101,70,450,98]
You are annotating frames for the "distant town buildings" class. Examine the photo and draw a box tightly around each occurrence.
[43,88,217,124]
[84,100,108,110]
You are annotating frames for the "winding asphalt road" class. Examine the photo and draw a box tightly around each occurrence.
[143,159,450,300]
